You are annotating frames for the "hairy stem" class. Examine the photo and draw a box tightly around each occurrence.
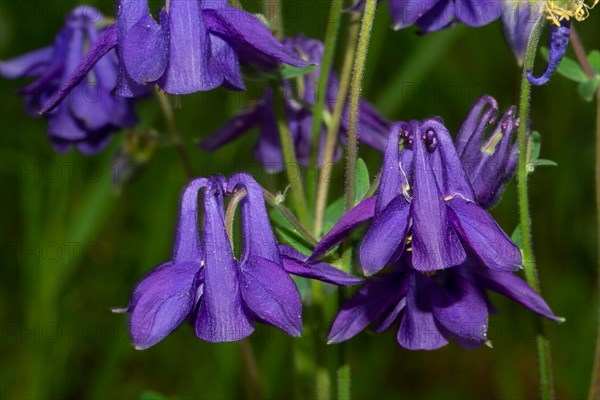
[518,17,555,400]
[344,0,377,215]
[263,0,283,38]
[306,0,344,211]
[311,22,362,397]
[314,13,361,237]
[339,3,378,399]
[155,89,194,179]
[273,87,311,226]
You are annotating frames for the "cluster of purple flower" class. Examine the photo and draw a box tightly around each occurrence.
[1,1,572,154]
[117,94,560,350]
[316,96,562,349]
[0,0,570,351]
[0,7,137,153]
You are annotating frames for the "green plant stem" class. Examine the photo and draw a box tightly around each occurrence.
[570,26,596,77]
[307,0,346,378]
[337,350,351,400]
[240,339,263,400]
[263,0,283,38]
[263,189,318,246]
[344,0,377,215]
[273,87,310,226]
[314,13,361,237]
[155,89,194,179]
[517,16,555,400]
[268,180,321,367]
[570,25,600,400]
[339,3,378,400]
[306,0,344,210]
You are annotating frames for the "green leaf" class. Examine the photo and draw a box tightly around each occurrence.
[528,131,541,164]
[526,132,557,173]
[533,159,558,168]
[139,391,180,400]
[541,47,588,83]
[291,275,313,303]
[510,225,523,248]
[275,227,313,255]
[588,50,600,74]
[355,158,370,203]
[322,159,370,233]
[577,76,600,102]
[323,197,345,234]
[280,64,317,80]
[269,209,313,255]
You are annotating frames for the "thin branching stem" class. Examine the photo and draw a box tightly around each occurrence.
[263,0,283,38]
[273,87,311,226]
[156,89,194,179]
[338,3,378,399]
[263,189,318,247]
[314,13,361,237]
[344,0,377,216]
[307,0,344,211]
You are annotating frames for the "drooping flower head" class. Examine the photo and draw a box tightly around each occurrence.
[40,0,309,114]
[328,254,562,350]
[119,173,360,349]
[311,116,522,276]
[200,35,390,172]
[0,6,137,153]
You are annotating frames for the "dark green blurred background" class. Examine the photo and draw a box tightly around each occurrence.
[0,1,599,399]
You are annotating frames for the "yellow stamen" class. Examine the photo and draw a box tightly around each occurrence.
[543,0,598,26]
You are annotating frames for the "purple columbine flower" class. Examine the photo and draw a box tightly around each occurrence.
[352,0,502,32]
[118,173,361,349]
[456,95,519,208]
[200,35,390,172]
[40,0,308,114]
[0,6,137,154]
[328,254,562,350]
[310,118,522,275]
